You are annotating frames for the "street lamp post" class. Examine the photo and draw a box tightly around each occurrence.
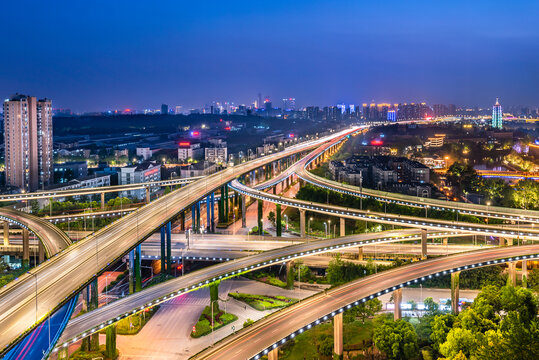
[308,217,313,238]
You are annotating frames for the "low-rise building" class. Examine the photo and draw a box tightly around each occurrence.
[119,162,161,199]
[136,147,153,160]
[54,161,88,183]
[205,147,228,164]
[178,142,203,162]
[180,162,217,178]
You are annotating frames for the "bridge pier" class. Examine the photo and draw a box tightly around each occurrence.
[160,227,166,278]
[145,187,150,204]
[224,185,229,222]
[451,271,460,315]
[211,192,215,232]
[196,201,201,232]
[166,222,172,274]
[358,247,364,261]
[101,192,105,210]
[206,196,211,233]
[257,199,264,235]
[241,195,246,228]
[38,241,45,263]
[299,209,306,238]
[105,324,117,359]
[522,260,528,287]
[268,348,278,360]
[286,260,295,288]
[129,249,135,294]
[508,262,516,286]
[394,288,402,320]
[421,229,427,260]
[180,211,185,231]
[340,218,345,237]
[276,203,282,237]
[334,312,343,357]
[3,221,8,246]
[22,228,29,269]
[135,244,142,292]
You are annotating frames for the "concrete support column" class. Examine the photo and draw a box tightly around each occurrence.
[129,249,134,294]
[299,209,306,238]
[257,199,264,235]
[358,247,364,261]
[508,262,516,286]
[224,185,229,222]
[286,260,295,288]
[22,228,30,269]
[268,348,278,360]
[210,193,215,233]
[101,192,105,210]
[3,221,9,246]
[180,211,185,231]
[451,271,460,315]
[145,187,151,204]
[160,227,166,278]
[276,203,282,237]
[394,288,402,320]
[272,186,276,195]
[499,237,505,246]
[334,312,343,356]
[38,241,45,263]
[135,244,142,292]
[522,260,528,287]
[443,238,448,246]
[241,195,246,228]
[340,218,345,237]
[421,229,427,260]
[166,222,172,274]
[196,201,201,232]
[206,196,211,233]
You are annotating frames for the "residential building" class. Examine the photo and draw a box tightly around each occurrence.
[205,147,228,164]
[136,147,153,160]
[119,162,161,199]
[54,161,88,183]
[3,94,53,191]
[180,162,217,178]
[178,142,202,161]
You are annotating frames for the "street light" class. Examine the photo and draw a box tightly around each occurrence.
[308,217,313,238]
[328,220,332,238]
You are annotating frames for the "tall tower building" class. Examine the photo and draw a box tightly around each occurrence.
[492,98,503,129]
[3,94,53,191]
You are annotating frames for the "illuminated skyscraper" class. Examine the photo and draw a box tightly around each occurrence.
[492,98,503,129]
[3,94,53,191]
[282,98,296,111]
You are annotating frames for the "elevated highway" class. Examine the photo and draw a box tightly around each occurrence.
[58,229,449,348]
[0,177,202,202]
[0,127,360,354]
[194,244,539,360]
[294,135,539,223]
[0,208,71,257]
[231,179,539,241]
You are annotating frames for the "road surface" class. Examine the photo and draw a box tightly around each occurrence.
[194,244,539,360]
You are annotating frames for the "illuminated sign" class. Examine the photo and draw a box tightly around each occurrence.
[179,142,191,147]
[191,131,200,137]
[371,139,383,146]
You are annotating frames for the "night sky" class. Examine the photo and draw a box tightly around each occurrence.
[1,0,538,111]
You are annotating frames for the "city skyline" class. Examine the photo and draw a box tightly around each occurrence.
[1,1,539,111]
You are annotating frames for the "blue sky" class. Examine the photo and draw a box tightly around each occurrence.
[1,0,538,111]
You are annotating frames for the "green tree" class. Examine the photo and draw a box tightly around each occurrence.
[319,336,334,357]
[267,211,275,224]
[344,298,382,323]
[431,314,456,352]
[373,319,418,360]
[512,179,539,210]
[439,328,479,359]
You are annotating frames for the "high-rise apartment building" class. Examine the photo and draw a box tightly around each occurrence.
[3,94,53,191]
[492,98,503,129]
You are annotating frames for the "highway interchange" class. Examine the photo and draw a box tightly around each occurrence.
[1,124,538,358]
